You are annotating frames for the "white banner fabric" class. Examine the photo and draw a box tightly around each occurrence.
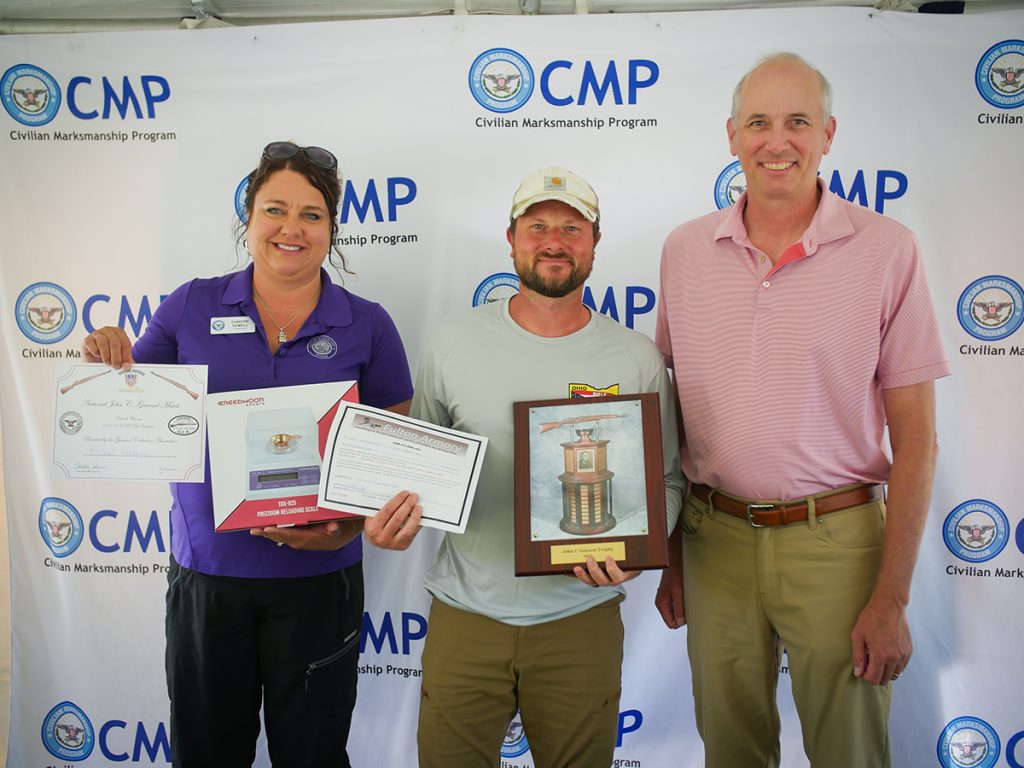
[2,8,1023,767]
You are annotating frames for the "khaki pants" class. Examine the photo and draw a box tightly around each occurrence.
[681,489,892,768]
[418,596,624,768]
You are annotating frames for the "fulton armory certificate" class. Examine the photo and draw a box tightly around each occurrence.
[317,403,487,534]
[53,363,208,482]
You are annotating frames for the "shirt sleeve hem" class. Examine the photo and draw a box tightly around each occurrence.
[880,361,952,389]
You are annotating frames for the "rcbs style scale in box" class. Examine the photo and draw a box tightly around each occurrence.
[207,381,359,531]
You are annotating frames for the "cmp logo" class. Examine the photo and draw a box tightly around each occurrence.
[39,497,85,558]
[42,700,95,761]
[307,335,339,360]
[501,711,530,758]
[715,161,747,209]
[975,40,1024,109]
[1,63,61,126]
[58,411,83,435]
[16,281,78,344]
[944,499,1009,563]
[469,48,535,113]
[958,275,1024,341]
[473,272,520,307]
[937,716,1000,768]
[235,176,250,222]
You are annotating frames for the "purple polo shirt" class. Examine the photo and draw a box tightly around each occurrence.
[133,264,413,578]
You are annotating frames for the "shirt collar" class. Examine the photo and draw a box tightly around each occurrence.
[221,263,256,306]
[713,177,856,257]
[221,263,353,328]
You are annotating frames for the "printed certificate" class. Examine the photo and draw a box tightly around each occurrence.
[317,404,487,534]
[53,363,208,482]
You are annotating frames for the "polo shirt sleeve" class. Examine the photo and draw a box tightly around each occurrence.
[409,336,451,429]
[357,305,414,409]
[655,237,676,370]
[877,230,951,389]
[131,280,191,365]
[650,363,685,532]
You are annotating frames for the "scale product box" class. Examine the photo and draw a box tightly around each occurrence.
[207,381,359,531]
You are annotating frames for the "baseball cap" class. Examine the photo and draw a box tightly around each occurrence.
[510,167,599,223]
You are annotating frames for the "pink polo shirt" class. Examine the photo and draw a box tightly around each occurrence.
[656,182,951,501]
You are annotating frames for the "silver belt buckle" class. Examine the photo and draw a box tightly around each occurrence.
[746,503,776,528]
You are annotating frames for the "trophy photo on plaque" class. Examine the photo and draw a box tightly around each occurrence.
[539,413,627,536]
[512,393,668,576]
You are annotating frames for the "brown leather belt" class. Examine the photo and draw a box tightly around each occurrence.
[689,483,883,527]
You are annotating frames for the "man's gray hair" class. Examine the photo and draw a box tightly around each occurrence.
[730,52,833,123]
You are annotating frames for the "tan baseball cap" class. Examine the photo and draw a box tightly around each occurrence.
[510,167,599,223]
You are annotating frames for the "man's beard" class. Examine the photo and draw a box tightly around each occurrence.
[514,252,592,298]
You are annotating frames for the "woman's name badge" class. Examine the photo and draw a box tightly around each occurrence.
[210,317,256,335]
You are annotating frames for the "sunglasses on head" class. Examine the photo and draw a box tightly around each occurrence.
[261,141,338,172]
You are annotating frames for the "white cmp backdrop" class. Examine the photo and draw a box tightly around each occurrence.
[1,7,1023,767]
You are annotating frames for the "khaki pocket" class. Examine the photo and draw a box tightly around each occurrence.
[680,494,707,536]
[815,500,886,549]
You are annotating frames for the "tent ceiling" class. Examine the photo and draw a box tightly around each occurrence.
[0,0,1020,33]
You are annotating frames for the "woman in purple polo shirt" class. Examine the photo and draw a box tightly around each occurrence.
[82,142,414,767]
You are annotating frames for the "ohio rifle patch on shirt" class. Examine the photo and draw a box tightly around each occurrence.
[568,382,619,398]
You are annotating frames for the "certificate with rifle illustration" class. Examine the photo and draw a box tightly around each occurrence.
[52,363,208,482]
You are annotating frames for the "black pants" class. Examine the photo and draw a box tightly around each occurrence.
[165,557,363,767]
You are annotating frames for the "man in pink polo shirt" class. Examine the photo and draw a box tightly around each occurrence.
[654,53,951,767]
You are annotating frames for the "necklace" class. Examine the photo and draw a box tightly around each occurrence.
[253,288,319,344]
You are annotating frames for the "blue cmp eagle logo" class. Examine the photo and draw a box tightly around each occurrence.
[714,161,746,210]
[469,49,535,113]
[500,711,531,758]
[943,500,1009,563]
[957,275,1023,341]
[2,63,62,126]
[976,40,1024,109]
[42,701,96,761]
[16,282,78,344]
[473,272,520,307]
[937,716,1000,768]
[39,497,85,558]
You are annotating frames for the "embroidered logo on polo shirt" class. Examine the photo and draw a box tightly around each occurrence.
[943,499,1009,564]
[500,711,530,758]
[307,335,338,360]
[569,382,619,398]
[937,716,1000,768]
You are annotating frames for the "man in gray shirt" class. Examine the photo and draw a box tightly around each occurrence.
[368,167,683,768]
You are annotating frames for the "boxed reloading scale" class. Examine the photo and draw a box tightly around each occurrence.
[206,380,359,531]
